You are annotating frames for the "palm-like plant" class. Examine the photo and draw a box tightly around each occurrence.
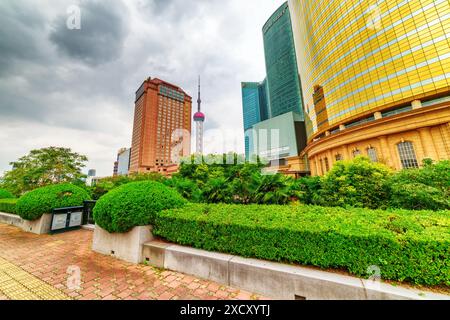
[201,177,232,204]
[227,164,260,204]
[253,174,293,205]
[167,177,202,203]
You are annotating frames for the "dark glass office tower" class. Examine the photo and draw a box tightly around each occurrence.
[241,2,307,165]
[263,2,304,119]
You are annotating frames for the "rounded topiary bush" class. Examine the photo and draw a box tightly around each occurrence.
[0,188,14,199]
[93,181,187,233]
[16,183,91,221]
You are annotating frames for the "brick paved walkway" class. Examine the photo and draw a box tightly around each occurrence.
[0,224,267,300]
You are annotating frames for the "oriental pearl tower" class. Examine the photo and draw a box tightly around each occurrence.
[193,76,205,155]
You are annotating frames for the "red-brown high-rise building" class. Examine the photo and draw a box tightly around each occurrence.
[129,77,192,174]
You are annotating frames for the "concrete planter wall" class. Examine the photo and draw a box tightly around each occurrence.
[21,214,52,234]
[0,212,23,229]
[142,241,450,301]
[0,212,52,235]
[92,224,154,264]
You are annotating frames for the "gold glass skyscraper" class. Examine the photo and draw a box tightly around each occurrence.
[287,0,450,175]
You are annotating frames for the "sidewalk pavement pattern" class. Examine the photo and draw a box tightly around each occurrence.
[0,224,268,300]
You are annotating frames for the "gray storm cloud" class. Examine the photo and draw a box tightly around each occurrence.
[0,1,48,76]
[49,1,129,66]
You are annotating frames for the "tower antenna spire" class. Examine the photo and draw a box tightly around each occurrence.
[197,75,201,112]
[193,75,205,155]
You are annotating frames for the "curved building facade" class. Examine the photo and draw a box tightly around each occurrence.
[287,0,450,175]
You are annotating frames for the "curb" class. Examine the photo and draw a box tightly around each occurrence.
[143,241,449,300]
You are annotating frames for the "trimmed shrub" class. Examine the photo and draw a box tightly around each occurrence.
[389,183,450,211]
[16,183,91,221]
[0,199,18,214]
[319,157,392,209]
[154,203,450,286]
[93,181,186,233]
[0,188,14,199]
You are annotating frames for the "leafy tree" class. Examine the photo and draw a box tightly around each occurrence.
[387,160,450,210]
[172,157,450,210]
[175,155,301,205]
[388,159,450,198]
[0,147,88,196]
[319,157,392,209]
[389,182,450,211]
[90,172,166,200]
[90,172,167,200]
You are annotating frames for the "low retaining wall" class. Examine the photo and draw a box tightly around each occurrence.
[92,224,154,264]
[0,212,52,235]
[142,241,449,301]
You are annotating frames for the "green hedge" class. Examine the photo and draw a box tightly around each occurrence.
[0,189,14,200]
[154,203,450,286]
[16,183,91,221]
[93,181,186,233]
[0,199,18,214]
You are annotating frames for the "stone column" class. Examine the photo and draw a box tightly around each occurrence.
[418,127,438,161]
[389,142,400,170]
[327,150,334,168]
[342,145,350,160]
[319,157,324,176]
[378,136,393,168]
[313,157,320,177]
[414,132,426,166]
[438,123,450,158]
[309,158,314,176]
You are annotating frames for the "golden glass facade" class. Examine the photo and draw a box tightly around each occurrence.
[288,0,450,139]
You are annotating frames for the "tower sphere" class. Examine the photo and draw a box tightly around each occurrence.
[194,111,205,121]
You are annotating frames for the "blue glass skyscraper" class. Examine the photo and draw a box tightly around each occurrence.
[263,2,304,119]
[242,81,270,160]
[241,1,306,162]
[241,81,269,131]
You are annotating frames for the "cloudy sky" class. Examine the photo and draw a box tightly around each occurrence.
[0,0,285,177]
